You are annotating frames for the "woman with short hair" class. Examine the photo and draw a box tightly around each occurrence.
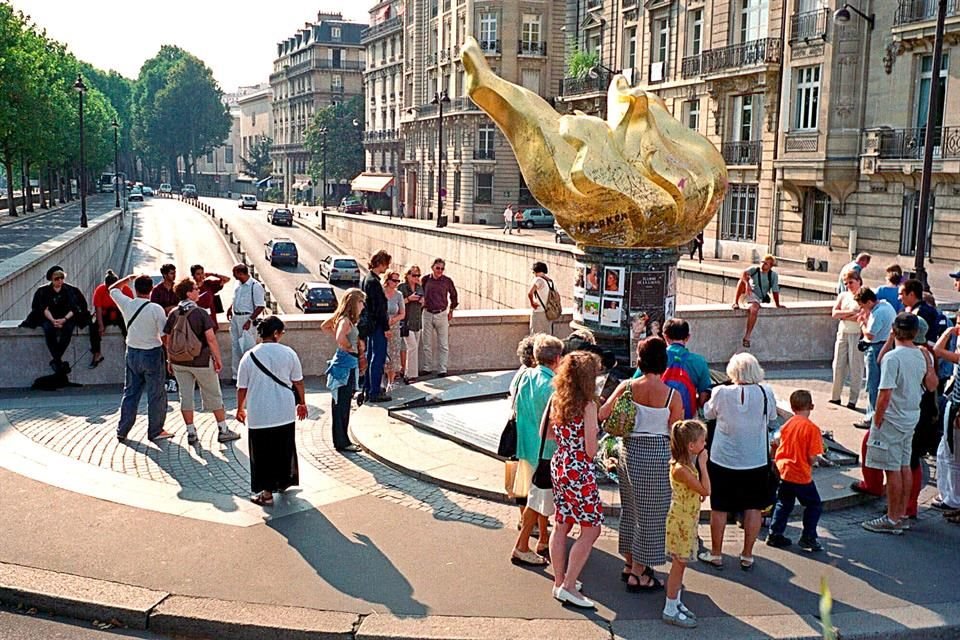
[699,353,777,571]
[830,269,864,409]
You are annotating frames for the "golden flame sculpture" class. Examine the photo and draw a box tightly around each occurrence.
[462,37,727,248]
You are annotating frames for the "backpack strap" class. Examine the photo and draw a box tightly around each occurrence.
[664,387,675,408]
[249,352,302,404]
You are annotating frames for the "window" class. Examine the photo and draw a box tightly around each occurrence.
[587,30,602,58]
[332,74,343,90]
[915,54,948,145]
[331,26,341,40]
[251,111,257,126]
[793,65,820,131]
[475,173,493,203]
[206,151,214,163]
[683,99,700,131]
[901,189,935,256]
[478,123,495,155]
[731,94,755,141]
[521,14,541,49]
[427,172,434,203]
[521,68,541,94]
[225,146,234,164]
[653,18,669,63]
[688,9,703,56]
[453,170,461,203]
[331,49,342,69]
[625,28,637,70]
[519,175,535,205]
[739,0,768,43]
[721,184,758,241]
[802,189,831,245]
[479,13,498,46]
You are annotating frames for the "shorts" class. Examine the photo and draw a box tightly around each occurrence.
[707,461,770,512]
[865,424,914,471]
[738,291,763,307]
[171,361,224,412]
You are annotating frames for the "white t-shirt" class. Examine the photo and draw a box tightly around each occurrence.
[704,383,777,469]
[109,289,166,349]
[504,208,513,223]
[530,276,549,313]
[237,342,304,429]
[878,346,928,432]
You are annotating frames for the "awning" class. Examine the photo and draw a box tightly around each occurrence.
[257,177,272,188]
[351,173,394,193]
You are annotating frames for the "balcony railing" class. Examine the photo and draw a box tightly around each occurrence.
[474,149,496,160]
[363,130,400,143]
[894,0,960,25]
[699,38,781,74]
[790,8,830,43]
[560,70,612,97]
[361,16,402,43]
[681,55,701,78]
[722,141,762,166]
[425,52,438,66]
[314,59,366,71]
[518,40,547,56]
[587,0,603,9]
[479,39,501,54]
[450,97,480,112]
[874,126,960,159]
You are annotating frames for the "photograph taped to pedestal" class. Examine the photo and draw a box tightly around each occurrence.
[574,262,586,292]
[604,266,625,296]
[584,295,600,321]
[585,264,602,295]
[601,298,622,327]
[665,295,676,321]
[667,266,677,297]
[573,293,584,322]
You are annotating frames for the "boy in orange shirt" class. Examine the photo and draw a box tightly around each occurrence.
[767,390,825,552]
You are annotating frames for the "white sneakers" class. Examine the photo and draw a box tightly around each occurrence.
[552,585,594,609]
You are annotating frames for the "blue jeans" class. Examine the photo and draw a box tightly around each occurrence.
[864,344,882,421]
[365,330,387,397]
[118,347,167,438]
[770,480,822,541]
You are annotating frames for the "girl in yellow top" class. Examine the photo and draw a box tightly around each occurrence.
[663,419,711,629]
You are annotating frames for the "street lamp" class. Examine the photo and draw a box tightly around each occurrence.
[112,118,120,208]
[832,3,875,29]
[74,74,87,228]
[430,90,450,228]
[317,126,328,210]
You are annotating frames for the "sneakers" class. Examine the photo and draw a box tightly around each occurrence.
[853,420,871,430]
[186,428,199,445]
[766,533,793,548]
[862,515,903,535]
[217,429,241,443]
[150,430,175,442]
[798,537,824,552]
[662,610,698,628]
[165,379,178,394]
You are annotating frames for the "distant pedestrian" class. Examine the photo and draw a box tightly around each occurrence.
[548,350,603,610]
[163,278,238,446]
[503,203,515,234]
[398,266,424,382]
[689,231,704,263]
[226,263,266,382]
[528,261,557,336]
[323,288,366,453]
[21,266,91,376]
[190,264,230,330]
[359,250,391,401]
[663,419,710,629]
[236,317,307,507]
[421,258,458,377]
[875,264,904,312]
[829,269,864,410]
[110,274,172,443]
[383,269,406,392]
[731,254,784,349]
[89,270,132,369]
[837,253,871,293]
[767,390,825,551]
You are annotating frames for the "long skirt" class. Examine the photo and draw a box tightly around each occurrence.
[249,423,299,494]
[617,434,671,565]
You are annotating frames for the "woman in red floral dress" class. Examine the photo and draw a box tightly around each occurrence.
[548,351,603,609]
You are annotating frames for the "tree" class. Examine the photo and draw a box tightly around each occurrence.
[305,96,364,188]
[240,136,273,180]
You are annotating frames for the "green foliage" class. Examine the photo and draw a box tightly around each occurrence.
[240,137,273,180]
[263,186,282,203]
[305,96,364,185]
[567,48,599,79]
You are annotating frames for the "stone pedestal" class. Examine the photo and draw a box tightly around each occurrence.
[570,246,679,372]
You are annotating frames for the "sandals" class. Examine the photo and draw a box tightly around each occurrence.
[88,355,105,369]
[739,554,755,571]
[698,551,723,569]
[620,563,632,582]
[626,569,662,592]
[742,338,751,348]
[250,492,274,506]
[536,545,550,561]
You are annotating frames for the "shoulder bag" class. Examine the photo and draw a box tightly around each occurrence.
[126,300,151,331]
[249,351,302,405]
[760,384,780,508]
[531,396,554,490]
[603,380,636,438]
[497,372,522,458]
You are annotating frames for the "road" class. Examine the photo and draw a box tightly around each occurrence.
[0,195,116,262]
[0,609,167,639]
[200,196,352,314]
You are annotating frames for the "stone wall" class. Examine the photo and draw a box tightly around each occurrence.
[0,210,124,322]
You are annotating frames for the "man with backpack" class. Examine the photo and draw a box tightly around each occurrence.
[110,274,173,443]
[163,278,239,445]
[732,254,784,349]
[528,261,562,336]
[633,318,712,419]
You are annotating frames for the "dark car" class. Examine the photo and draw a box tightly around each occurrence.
[267,207,294,226]
[555,222,575,245]
[338,197,365,214]
[294,282,337,313]
[181,184,198,199]
[264,238,298,267]
[517,207,555,228]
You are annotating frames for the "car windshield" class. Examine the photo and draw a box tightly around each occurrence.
[243,196,255,200]
[273,243,296,252]
[274,209,291,215]
[333,259,358,269]
[307,288,334,300]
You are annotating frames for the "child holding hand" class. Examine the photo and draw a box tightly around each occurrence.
[663,419,711,629]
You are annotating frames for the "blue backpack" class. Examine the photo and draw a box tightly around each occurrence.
[661,351,698,419]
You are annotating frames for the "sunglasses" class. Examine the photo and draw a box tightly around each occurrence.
[52,276,64,281]
[410,273,421,277]
[434,266,445,271]
[388,278,400,283]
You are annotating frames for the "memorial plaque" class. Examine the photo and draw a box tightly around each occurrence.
[392,398,511,457]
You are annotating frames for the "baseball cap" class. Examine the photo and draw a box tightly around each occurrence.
[893,312,924,343]
[949,267,960,279]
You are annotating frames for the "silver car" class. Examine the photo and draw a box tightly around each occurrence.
[319,255,362,285]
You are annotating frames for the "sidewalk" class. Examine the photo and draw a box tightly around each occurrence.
[0,372,958,639]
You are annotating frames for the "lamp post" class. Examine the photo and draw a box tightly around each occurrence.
[431,90,450,228]
[74,74,88,228]
[318,126,328,210]
[112,118,120,208]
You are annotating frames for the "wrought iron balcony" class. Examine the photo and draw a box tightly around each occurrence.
[790,8,830,43]
[722,141,762,166]
[518,40,548,56]
[560,70,612,97]
[314,59,365,71]
[473,149,496,160]
[894,0,959,25]
[587,0,603,9]
[874,127,960,159]
[450,97,480,112]
[681,55,701,78]
[700,38,781,74]
[361,16,403,43]
[425,52,438,66]
[363,130,400,143]
[479,39,501,54]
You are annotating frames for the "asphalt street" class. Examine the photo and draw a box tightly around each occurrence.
[0,608,166,639]
[0,195,115,261]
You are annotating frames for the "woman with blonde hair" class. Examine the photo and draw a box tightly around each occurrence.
[548,351,603,609]
[830,268,864,409]
[383,269,406,392]
[323,288,366,452]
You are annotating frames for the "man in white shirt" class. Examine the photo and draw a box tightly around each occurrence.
[503,204,515,235]
[226,263,266,381]
[110,274,173,443]
[527,261,555,336]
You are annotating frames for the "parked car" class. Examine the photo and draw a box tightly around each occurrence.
[128,187,144,202]
[239,194,258,210]
[267,207,293,226]
[141,186,154,197]
[181,184,198,200]
[264,238,299,267]
[338,197,364,213]
[554,222,575,245]
[158,183,172,194]
[319,255,361,285]
[517,207,555,229]
[294,282,338,313]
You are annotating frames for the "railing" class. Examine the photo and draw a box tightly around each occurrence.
[479,39,501,54]
[790,8,830,43]
[894,0,960,25]
[560,70,612,97]
[681,55,702,78]
[425,52,438,66]
[440,49,451,63]
[363,130,400,143]
[721,141,762,166]
[587,0,603,9]
[473,149,496,160]
[314,59,365,71]
[361,16,403,43]
[450,97,480,112]
[518,40,547,56]
[784,132,819,152]
[700,38,781,74]
[875,126,960,159]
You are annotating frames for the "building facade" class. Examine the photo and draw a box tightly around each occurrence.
[400,0,566,223]
[270,12,366,204]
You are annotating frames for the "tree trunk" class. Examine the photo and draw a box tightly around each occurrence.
[57,168,66,204]
[21,152,34,213]
[38,162,47,208]
[3,156,16,216]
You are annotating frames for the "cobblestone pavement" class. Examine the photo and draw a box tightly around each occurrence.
[0,195,115,261]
